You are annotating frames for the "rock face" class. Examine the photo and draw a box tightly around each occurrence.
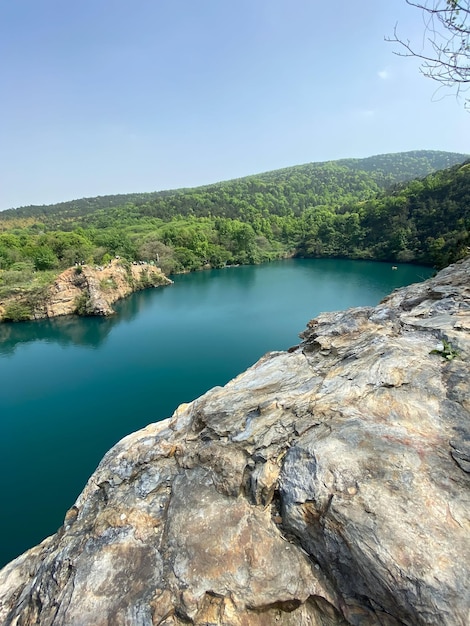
[44,260,172,318]
[1,259,469,626]
[0,259,172,321]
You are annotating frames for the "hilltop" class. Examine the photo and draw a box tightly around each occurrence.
[1,150,466,223]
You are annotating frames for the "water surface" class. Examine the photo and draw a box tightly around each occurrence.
[0,258,433,566]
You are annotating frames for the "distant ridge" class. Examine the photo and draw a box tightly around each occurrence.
[1,150,467,220]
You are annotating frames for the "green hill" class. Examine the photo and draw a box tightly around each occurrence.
[1,150,466,226]
[351,161,470,267]
[0,151,468,313]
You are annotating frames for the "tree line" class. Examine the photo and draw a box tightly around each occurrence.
[0,154,468,301]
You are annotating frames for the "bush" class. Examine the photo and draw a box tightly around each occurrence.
[9,261,35,272]
[100,277,117,291]
[3,301,32,322]
[74,293,93,316]
[0,267,34,286]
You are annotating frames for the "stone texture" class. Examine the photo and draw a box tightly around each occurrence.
[1,258,469,625]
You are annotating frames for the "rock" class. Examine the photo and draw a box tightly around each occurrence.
[0,260,172,321]
[46,260,173,318]
[1,258,470,625]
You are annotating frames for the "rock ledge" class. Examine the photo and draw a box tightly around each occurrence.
[1,259,469,625]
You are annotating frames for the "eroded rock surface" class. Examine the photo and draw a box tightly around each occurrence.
[1,259,469,625]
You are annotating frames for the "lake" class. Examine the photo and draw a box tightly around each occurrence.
[0,258,434,567]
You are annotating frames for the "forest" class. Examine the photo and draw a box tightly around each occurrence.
[0,150,468,318]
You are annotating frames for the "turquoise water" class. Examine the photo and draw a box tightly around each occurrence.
[0,258,433,567]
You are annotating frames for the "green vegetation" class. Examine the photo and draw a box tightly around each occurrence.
[0,264,55,308]
[74,293,93,316]
[100,277,118,292]
[0,151,468,315]
[2,150,464,223]
[430,339,460,361]
[2,301,33,322]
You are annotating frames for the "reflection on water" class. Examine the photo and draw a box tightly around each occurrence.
[0,283,171,356]
[0,266,261,356]
[0,260,432,357]
[0,316,113,355]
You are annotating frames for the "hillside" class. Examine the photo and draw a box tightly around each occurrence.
[0,150,466,224]
[298,160,470,267]
[0,151,469,321]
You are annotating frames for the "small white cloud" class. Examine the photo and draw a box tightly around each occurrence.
[378,69,390,80]
[360,109,375,118]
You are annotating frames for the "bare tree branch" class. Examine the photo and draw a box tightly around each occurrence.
[386,0,470,106]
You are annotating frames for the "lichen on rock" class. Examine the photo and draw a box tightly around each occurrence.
[1,258,469,625]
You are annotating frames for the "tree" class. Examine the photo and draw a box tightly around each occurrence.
[388,1,470,106]
[32,245,58,271]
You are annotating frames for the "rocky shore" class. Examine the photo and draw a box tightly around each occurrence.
[0,260,172,321]
[0,258,469,625]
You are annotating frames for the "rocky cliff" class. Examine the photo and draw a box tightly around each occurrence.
[0,260,172,321]
[0,259,469,626]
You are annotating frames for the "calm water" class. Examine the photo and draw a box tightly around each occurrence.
[0,259,433,567]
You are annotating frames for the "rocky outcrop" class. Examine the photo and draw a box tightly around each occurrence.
[44,260,172,318]
[0,260,172,321]
[1,259,469,625]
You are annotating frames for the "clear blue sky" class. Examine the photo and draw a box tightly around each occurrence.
[0,0,468,210]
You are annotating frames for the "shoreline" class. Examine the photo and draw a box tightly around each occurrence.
[0,252,435,324]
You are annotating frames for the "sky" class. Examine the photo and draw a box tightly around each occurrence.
[0,0,469,210]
